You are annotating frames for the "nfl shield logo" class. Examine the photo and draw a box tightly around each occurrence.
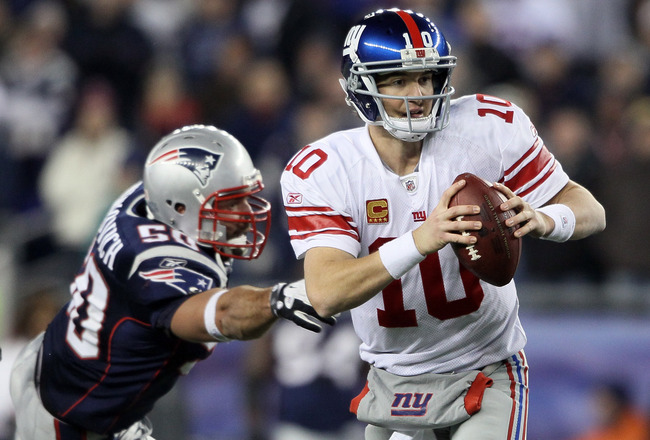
[405,180,416,191]
[400,174,418,193]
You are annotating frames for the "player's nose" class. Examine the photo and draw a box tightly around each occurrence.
[408,79,425,96]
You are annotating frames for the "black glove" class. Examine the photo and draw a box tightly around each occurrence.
[270,280,336,333]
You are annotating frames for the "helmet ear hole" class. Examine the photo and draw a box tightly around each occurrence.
[164,199,186,214]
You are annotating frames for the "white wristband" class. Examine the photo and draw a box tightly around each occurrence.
[537,204,576,242]
[203,289,232,342]
[378,231,425,279]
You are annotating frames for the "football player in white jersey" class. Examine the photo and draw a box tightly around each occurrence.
[280,8,606,440]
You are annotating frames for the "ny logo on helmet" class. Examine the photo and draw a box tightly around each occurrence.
[148,147,222,187]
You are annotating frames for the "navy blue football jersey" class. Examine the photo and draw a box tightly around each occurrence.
[39,183,230,434]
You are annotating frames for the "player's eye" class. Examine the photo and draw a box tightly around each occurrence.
[376,74,405,88]
[218,197,251,212]
[419,75,433,85]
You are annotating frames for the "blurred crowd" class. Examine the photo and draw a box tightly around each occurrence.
[0,0,649,292]
[1,0,650,439]
[1,0,650,289]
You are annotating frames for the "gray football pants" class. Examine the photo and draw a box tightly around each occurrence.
[363,352,528,440]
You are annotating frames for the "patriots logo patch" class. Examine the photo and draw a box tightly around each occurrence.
[148,147,222,187]
[140,266,214,294]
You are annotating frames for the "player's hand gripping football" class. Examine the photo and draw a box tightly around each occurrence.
[493,182,551,238]
[270,280,336,333]
[412,179,483,255]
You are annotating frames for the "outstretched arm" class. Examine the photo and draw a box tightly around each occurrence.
[171,281,335,343]
[171,285,276,342]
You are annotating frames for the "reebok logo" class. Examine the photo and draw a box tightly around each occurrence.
[286,193,303,204]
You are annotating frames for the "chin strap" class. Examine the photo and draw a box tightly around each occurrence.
[384,114,434,142]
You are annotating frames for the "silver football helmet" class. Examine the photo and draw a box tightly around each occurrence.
[143,125,270,260]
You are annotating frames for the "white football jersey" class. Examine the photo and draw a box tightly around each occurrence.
[280,94,569,375]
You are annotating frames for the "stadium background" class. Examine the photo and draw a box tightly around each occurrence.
[0,0,649,439]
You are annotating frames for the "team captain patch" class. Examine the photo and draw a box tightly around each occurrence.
[366,199,389,224]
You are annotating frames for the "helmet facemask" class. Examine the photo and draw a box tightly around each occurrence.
[343,55,455,142]
[197,180,271,261]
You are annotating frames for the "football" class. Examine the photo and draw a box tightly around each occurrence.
[449,173,521,286]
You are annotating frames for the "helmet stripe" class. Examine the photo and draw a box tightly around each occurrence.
[395,10,424,48]
[148,149,180,165]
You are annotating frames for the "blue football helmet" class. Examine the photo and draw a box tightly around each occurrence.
[340,8,456,141]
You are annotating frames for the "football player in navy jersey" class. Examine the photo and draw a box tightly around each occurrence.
[10,125,334,440]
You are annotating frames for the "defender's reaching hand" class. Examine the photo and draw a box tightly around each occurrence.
[270,280,336,332]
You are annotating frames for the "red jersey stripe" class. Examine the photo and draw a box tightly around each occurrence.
[517,161,557,198]
[285,206,336,213]
[396,10,425,47]
[290,229,359,241]
[288,213,358,236]
[504,140,540,177]
[505,142,555,193]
